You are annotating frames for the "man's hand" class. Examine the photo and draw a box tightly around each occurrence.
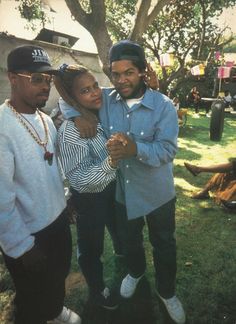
[20,245,47,273]
[74,115,98,138]
[141,63,159,90]
[107,133,137,160]
[66,197,78,224]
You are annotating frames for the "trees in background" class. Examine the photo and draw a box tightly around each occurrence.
[17,0,236,97]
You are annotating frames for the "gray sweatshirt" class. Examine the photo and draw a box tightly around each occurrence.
[0,102,66,258]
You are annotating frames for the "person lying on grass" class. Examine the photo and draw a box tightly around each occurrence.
[184,159,236,210]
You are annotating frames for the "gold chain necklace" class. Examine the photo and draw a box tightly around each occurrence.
[5,99,54,165]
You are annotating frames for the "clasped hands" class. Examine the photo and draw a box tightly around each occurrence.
[74,117,137,166]
[107,133,137,167]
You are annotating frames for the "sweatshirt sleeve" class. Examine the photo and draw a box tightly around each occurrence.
[59,97,81,119]
[0,134,34,258]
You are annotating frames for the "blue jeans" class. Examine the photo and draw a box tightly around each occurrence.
[116,198,176,298]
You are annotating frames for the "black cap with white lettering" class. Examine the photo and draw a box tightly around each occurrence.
[7,45,56,74]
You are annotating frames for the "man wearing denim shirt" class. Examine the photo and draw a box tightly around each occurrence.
[60,40,185,324]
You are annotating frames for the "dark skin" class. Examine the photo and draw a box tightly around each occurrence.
[106,133,137,161]
[184,161,235,199]
[106,60,147,161]
[74,62,158,138]
[74,61,158,163]
[8,71,51,113]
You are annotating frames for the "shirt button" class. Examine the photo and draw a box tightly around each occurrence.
[126,180,130,184]
[139,157,142,161]
[127,114,130,118]
[110,125,113,130]
[127,131,130,135]
[140,131,144,135]
[126,164,129,168]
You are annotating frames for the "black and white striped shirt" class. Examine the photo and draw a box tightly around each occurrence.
[57,120,116,193]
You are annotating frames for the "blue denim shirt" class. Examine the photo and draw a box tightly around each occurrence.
[59,88,178,219]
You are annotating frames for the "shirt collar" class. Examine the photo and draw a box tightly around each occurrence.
[109,88,155,111]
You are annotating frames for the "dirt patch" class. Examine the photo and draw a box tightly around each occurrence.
[65,271,86,294]
[0,293,14,324]
[0,272,85,324]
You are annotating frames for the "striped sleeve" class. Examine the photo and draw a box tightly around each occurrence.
[57,121,116,193]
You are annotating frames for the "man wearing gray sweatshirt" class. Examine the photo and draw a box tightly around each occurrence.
[0,45,80,324]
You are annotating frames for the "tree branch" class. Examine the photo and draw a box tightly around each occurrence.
[129,0,170,41]
[64,0,90,27]
[147,0,171,26]
[197,0,206,59]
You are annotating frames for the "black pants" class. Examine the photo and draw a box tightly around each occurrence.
[2,210,72,324]
[116,198,177,299]
[71,182,120,294]
[193,102,200,113]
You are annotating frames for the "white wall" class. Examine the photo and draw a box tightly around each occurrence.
[0,34,111,113]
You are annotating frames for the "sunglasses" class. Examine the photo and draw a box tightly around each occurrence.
[16,73,54,85]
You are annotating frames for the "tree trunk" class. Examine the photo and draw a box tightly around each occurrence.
[64,0,172,77]
[129,0,171,41]
[64,0,112,76]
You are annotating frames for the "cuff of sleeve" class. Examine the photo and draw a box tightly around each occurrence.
[101,157,117,172]
[4,236,35,259]
[136,142,148,162]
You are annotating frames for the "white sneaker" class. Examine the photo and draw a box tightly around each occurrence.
[120,274,143,298]
[157,293,186,324]
[51,306,81,324]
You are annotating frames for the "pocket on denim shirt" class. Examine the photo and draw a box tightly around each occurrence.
[129,126,155,142]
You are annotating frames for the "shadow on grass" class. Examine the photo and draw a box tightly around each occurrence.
[178,114,236,156]
[72,276,179,324]
[1,110,235,324]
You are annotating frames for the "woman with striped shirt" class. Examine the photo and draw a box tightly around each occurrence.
[55,65,121,310]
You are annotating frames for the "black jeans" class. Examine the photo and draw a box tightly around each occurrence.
[71,182,120,294]
[2,210,72,324]
[116,198,177,299]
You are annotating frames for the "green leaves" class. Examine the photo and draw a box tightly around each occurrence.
[17,0,43,21]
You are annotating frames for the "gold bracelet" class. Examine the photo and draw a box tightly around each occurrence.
[108,156,117,169]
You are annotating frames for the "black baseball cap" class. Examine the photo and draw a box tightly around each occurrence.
[109,40,146,68]
[7,45,57,74]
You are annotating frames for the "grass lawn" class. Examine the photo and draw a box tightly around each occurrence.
[0,109,236,324]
